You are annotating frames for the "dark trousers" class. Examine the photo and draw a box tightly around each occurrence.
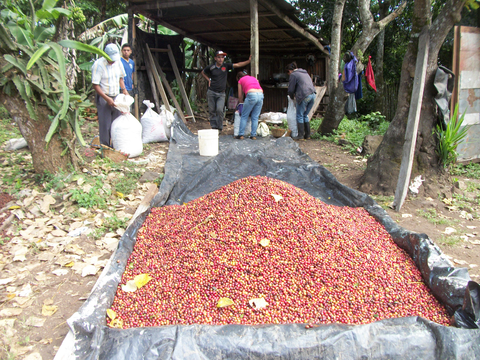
[95,93,121,146]
[207,89,226,130]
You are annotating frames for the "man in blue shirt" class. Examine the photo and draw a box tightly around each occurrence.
[121,44,135,97]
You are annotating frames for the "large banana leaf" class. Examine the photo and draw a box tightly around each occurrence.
[78,14,128,42]
[58,40,112,61]
[33,26,55,42]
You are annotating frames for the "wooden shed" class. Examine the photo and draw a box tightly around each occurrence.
[126,0,329,118]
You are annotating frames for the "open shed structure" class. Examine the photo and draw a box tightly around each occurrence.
[126,0,329,117]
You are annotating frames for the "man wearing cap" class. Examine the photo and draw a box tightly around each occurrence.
[92,43,129,146]
[201,50,251,132]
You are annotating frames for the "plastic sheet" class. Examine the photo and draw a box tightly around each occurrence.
[58,119,480,360]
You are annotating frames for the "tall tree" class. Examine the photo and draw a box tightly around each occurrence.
[359,0,469,194]
[320,0,407,135]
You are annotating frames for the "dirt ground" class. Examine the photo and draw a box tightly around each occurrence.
[0,116,479,359]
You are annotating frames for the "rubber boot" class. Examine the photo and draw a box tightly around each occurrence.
[304,122,311,140]
[292,122,304,140]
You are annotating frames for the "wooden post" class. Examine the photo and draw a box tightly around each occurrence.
[393,27,430,211]
[149,45,187,123]
[129,11,140,120]
[144,44,171,113]
[141,45,162,113]
[167,44,195,121]
[250,0,259,78]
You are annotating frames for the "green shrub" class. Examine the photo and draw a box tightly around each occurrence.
[70,180,110,208]
[436,104,469,167]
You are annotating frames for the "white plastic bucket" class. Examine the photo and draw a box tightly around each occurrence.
[198,129,219,156]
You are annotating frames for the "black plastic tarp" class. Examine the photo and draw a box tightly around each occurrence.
[63,119,480,359]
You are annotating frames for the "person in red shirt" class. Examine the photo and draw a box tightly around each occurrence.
[236,70,264,140]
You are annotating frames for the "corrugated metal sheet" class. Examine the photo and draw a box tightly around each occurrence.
[453,26,480,162]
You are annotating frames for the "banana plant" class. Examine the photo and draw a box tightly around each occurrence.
[0,0,102,147]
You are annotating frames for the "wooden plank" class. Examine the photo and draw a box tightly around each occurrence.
[166,11,276,23]
[250,0,259,78]
[308,86,327,119]
[167,44,195,122]
[129,10,139,120]
[393,27,430,212]
[145,44,171,113]
[258,0,329,57]
[141,46,162,114]
[149,46,187,123]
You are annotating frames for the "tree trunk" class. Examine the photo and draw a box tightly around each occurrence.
[319,0,407,135]
[373,1,388,113]
[359,0,467,195]
[53,1,79,90]
[1,94,73,174]
[319,0,347,135]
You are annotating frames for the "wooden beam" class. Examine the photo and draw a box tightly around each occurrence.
[250,0,259,78]
[393,27,430,212]
[144,44,171,112]
[129,10,139,120]
[308,86,327,119]
[258,0,329,57]
[133,0,234,11]
[166,11,276,23]
[141,46,162,114]
[167,44,195,122]
[191,27,291,36]
[148,45,188,123]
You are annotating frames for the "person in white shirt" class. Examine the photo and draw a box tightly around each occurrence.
[92,43,128,146]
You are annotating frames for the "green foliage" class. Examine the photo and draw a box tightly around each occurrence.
[0,106,21,144]
[103,215,128,232]
[436,104,469,167]
[70,179,110,208]
[0,0,95,150]
[450,163,480,179]
[112,169,142,196]
[312,112,389,154]
[416,208,454,225]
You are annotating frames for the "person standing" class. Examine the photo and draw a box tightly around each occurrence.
[286,62,316,140]
[92,44,128,146]
[201,50,251,132]
[236,70,264,140]
[120,43,135,98]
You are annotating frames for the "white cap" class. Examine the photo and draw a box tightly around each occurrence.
[104,44,120,61]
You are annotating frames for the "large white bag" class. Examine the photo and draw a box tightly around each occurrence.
[141,100,168,143]
[287,96,298,137]
[112,94,143,158]
[257,122,270,137]
[233,111,251,137]
[160,105,175,139]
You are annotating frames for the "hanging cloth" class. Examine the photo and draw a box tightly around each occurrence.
[342,53,358,94]
[365,56,377,92]
[355,71,363,100]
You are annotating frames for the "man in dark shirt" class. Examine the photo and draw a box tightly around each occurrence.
[201,50,251,131]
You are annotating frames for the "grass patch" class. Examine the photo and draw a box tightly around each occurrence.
[0,105,21,145]
[370,195,394,210]
[311,112,389,154]
[70,179,110,209]
[416,208,456,226]
[450,162,480,179]
[437,235,462,246]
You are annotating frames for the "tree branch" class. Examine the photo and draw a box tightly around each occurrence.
[378,1,408,29]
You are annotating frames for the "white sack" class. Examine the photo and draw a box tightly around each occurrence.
[160,105,174,139]
[112,94,142,158]
[287,96,298,137]
[141,100,168,143]
[233,111,251,137]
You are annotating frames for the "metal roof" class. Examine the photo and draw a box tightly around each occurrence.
[128,0,328,56]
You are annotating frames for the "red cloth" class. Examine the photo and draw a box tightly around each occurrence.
[365,56,377,92]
